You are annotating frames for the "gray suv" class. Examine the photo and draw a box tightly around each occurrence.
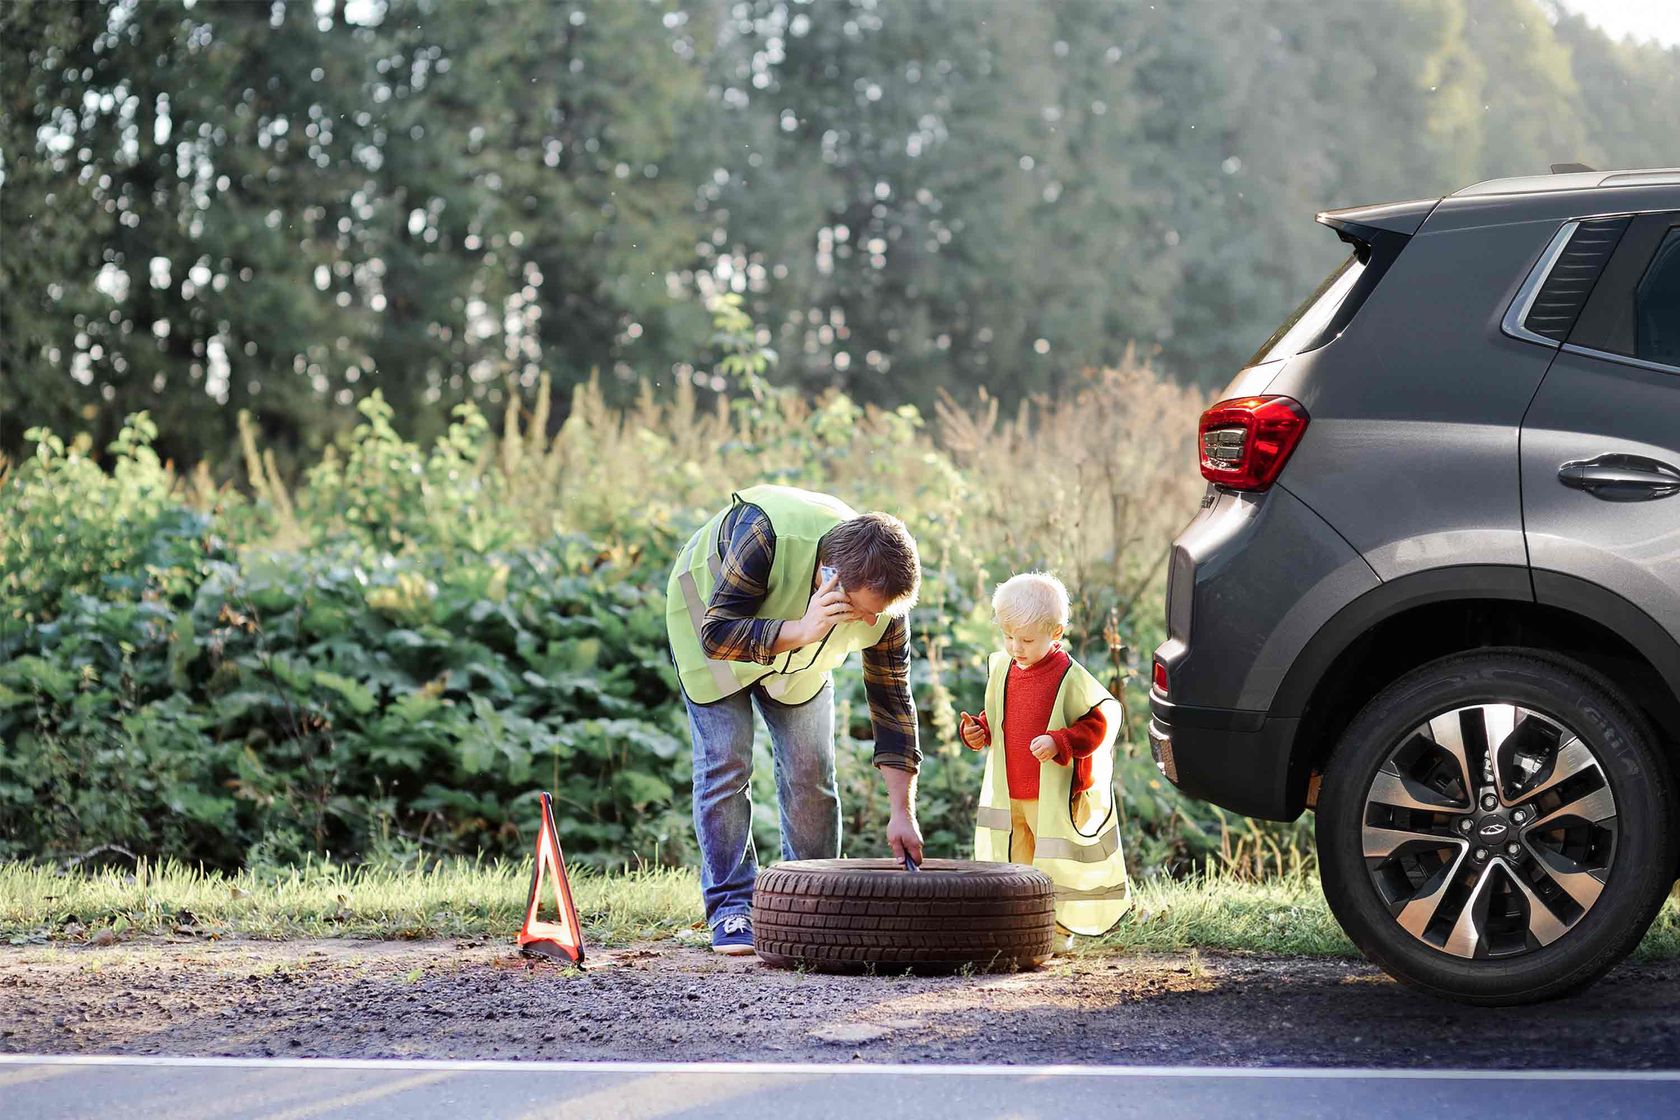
[1150,167,1680,1004]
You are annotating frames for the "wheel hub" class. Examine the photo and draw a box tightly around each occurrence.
[1471,812,1511,847]
[1359,703,1618,960]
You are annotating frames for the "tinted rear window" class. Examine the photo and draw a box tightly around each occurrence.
[1568,213,1680,369]
[1636,228,1680,367]
[1246,254,1363,367]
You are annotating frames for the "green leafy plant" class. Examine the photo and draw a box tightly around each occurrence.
[0,357,1312,877]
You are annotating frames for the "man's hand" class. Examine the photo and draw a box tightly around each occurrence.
[887,810,924,865]
[958,711,988,751]
[878,764,924,864]
[1030,733,1059,762]
[775,571,859,653]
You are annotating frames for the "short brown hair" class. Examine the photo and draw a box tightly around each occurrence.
[818,512,921,615]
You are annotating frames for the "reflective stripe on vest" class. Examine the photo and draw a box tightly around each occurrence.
[976,802,1122,863]
[674,530,737,698]
[1055,882,1133,902]
[1035,824,1121,864]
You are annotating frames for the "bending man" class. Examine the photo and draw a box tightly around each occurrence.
[666,484,924,954]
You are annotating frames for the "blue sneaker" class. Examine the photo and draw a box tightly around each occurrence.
[711,914,755,956]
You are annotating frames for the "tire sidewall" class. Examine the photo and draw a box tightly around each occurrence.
[752,859,1056,972]
[1318,651,1675,1003]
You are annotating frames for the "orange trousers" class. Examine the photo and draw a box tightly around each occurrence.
[1009,798,1078,942]
[1009,792,1100,862]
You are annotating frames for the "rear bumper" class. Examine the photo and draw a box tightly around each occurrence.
[1148,691,1304,821]
[1150,483,1374,822]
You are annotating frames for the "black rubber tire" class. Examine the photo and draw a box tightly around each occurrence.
[752,858,1055,973]
[1317,649,1677,1006]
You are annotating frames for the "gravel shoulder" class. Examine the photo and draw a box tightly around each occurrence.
[4,938,1680,1069]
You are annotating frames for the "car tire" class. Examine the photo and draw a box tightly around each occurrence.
[752,858,1055,973]
[1317,649,1676,1005]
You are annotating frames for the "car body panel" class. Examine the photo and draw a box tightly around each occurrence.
[1266,213,1562,581]
[1522,346,1680,654]
[1153,170,1680,827]
[1158,486,1380,714]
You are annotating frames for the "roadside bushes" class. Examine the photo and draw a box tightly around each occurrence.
[0,525,689,869]
[1,365,1306,874]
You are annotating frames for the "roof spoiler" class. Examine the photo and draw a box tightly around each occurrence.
[1315,196,1439,243]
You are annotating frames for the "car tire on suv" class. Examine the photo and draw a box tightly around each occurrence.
[1317,649,1676,1005]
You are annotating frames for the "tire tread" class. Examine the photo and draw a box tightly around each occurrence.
[1317,649,1677,1006]
[751,858,1056,973]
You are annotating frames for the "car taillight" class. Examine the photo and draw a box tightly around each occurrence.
[1152,660,1169,696]
[1198,395,1310,490]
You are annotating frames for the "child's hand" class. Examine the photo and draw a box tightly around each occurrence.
[958,712,988,750]
[1030,734,1059,761]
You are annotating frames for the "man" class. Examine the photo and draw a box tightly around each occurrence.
[666,483,925,954]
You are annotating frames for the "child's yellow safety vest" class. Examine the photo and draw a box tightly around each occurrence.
[973,651,1132,935]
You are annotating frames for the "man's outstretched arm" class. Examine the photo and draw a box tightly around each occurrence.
[878,762,924,864]
[864,616,923,862]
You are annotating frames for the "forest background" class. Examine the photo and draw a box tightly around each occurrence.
[2,0,1676,877]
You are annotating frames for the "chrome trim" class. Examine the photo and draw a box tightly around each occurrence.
[1560,343,1680,377]
[1501,221,1579,348]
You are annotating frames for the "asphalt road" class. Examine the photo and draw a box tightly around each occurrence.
[1,1056,1676,1120]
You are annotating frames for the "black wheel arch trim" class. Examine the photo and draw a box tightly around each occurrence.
[1272,561,1680,743]
[1529,570,1680,701]
[1270,565,1536,719]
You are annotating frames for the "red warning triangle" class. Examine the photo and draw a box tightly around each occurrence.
[517,792,585,964]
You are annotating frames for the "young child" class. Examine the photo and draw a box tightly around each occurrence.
[960,572,1130,943]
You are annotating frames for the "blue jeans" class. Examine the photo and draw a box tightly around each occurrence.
[686,679,840,926]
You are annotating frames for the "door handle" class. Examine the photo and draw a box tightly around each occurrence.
[1558,454,1680,501]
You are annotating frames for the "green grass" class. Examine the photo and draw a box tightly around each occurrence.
[3,860,1677,960]
[1102,872,1680,961]
[0,858,700,946]
[1098,872,1354,956]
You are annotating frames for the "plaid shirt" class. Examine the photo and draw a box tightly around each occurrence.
[700,502,919,772]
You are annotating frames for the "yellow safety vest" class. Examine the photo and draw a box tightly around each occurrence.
[665,485,891,706]
[973,650,1131,935]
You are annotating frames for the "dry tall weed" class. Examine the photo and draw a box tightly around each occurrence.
[231,354,1208,640]
[935,347,1209,636]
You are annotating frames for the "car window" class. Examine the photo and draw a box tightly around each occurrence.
[1520,217,1629,343]
[1635,228,1680,368]
[1246,254,1363,367]
[1569,213,1680,370]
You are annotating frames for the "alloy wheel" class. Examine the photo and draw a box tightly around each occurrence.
[1359,703,1618,960]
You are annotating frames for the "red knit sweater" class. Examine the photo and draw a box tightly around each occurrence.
[973,647,1107,800]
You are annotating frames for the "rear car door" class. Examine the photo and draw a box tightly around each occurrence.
[1519,210,1680,654]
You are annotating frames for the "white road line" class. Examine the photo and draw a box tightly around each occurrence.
[510,1070,776,1120]
[0,1054,1676,1081]
[0,1064,78,1090]
[249,1070,457,1120]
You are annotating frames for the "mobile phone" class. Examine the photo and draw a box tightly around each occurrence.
[819,564,840,588]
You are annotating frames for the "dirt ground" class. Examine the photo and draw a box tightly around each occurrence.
[4,937,1680,1069]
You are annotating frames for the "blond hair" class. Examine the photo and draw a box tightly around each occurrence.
[991,571,1069,636]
